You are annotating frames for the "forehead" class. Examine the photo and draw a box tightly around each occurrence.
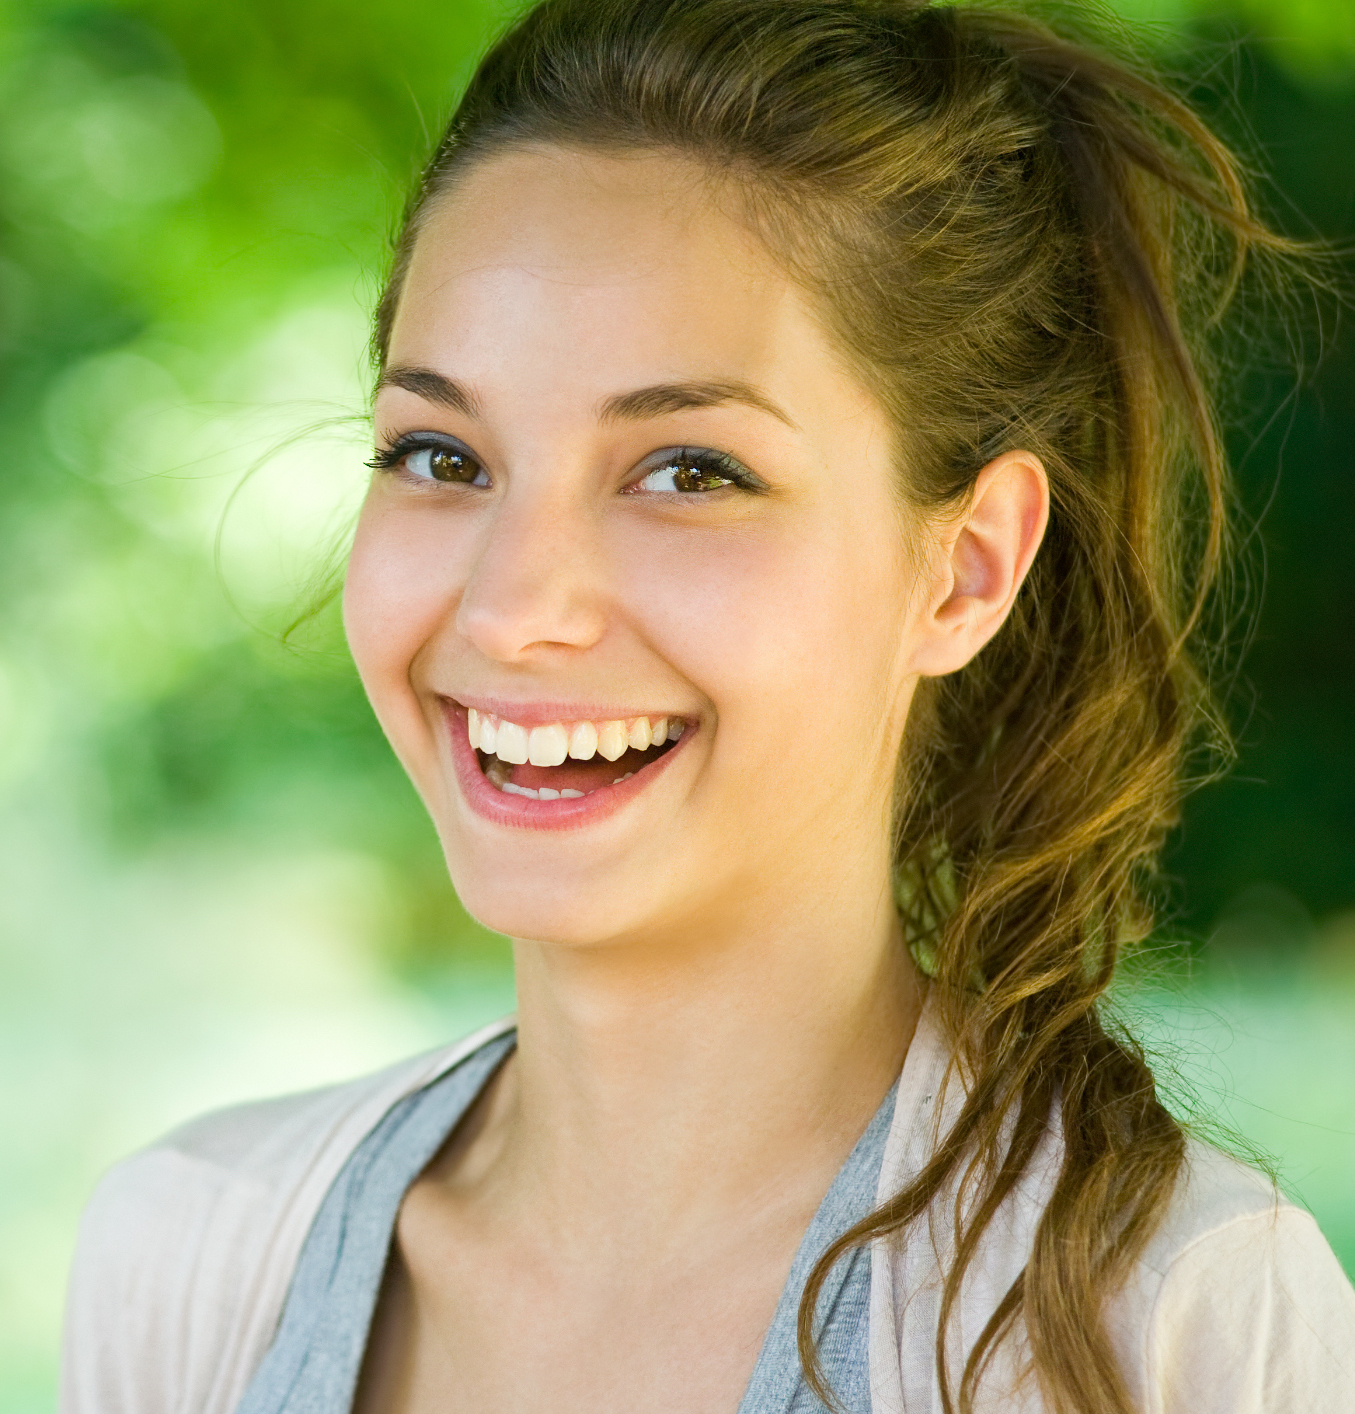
[387,145,821,394]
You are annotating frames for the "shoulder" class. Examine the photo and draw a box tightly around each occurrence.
[60,1017,515,1414]
[1111,1138,1355,1414]
[870,1018,1355,1414]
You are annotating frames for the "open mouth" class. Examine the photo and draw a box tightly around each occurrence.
[466,708,686,801]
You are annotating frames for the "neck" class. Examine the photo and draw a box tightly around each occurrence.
[488,885,923,1248]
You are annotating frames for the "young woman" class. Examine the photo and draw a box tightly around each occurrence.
[62,2,1355,1411]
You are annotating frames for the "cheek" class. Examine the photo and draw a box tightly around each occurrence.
[616,508,912,733]
[343,497,460,741]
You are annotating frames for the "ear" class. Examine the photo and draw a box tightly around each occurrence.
[908,450,1049,678]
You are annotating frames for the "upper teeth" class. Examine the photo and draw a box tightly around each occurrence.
[468,709,683,765]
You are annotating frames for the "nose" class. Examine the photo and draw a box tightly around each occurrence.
[455,487,608,662]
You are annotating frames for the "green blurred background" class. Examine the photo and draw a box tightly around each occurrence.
[0,0,1350,1406]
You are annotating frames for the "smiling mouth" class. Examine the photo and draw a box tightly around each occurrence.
[466,709,685,800]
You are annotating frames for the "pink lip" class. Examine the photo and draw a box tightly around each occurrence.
[442,699,690,832]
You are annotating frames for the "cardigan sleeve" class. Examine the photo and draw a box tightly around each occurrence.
[60,1081,398,1414]
[60,1123,316,1414]
[60,1022,515,1414]
[1143,1203,1355,1414]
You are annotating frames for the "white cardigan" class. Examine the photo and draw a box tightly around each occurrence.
[61,1004,1355,1413]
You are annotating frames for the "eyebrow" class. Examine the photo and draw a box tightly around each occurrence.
[376,365,797,431]
[376,366,482,418]
[598,381,799,430]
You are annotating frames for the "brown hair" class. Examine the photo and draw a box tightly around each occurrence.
[373,3,1300,1410]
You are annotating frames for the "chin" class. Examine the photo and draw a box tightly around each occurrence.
[443,854,658,951]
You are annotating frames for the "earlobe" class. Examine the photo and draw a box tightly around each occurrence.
[912,450,1049,678]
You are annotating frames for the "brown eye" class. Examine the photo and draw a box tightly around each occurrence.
[672,461,733,492]
[404,445,490,485]
[633,448,763,494]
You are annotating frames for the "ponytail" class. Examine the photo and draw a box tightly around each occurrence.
[801,14,1300,1412]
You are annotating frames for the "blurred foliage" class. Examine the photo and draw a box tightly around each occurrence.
[1165,46,1355,926]
[0,0,523,988]
[0,0,1351,1409]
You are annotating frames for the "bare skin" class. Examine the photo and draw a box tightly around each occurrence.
[345,145,1048,1414]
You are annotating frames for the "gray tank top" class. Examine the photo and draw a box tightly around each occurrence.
[236,1031,894,1414]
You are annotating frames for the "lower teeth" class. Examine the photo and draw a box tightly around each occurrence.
[493,773,636,800]
[499,781,628,799]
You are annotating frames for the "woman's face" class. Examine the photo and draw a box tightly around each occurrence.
[346,147,943,950]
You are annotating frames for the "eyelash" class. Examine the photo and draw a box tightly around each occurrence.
[367,435,767,495]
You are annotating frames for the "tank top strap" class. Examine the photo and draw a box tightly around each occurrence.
[234,1032,517,1414]
[737,1083,895,1414]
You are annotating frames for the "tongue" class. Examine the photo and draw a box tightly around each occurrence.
[509,745,660,793]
